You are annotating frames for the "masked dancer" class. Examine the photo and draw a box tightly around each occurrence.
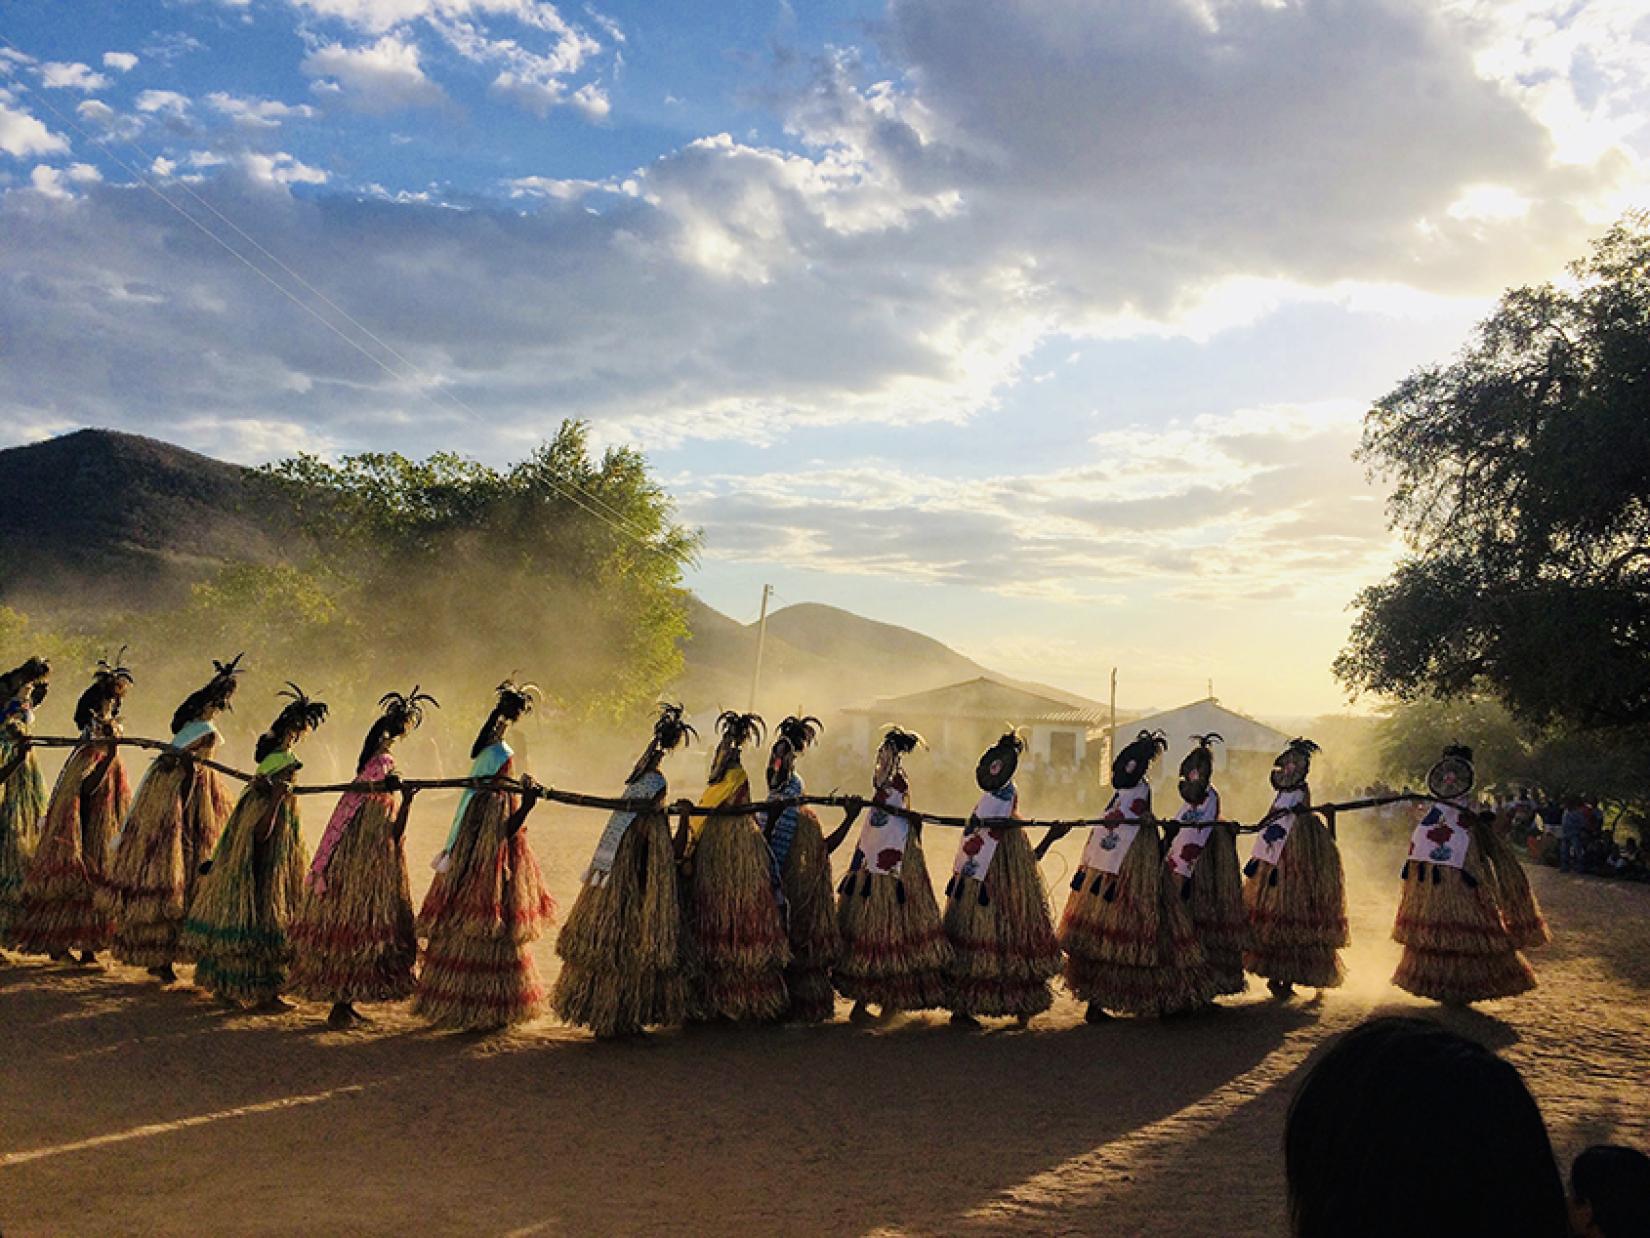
[102,655,240,982]
[1167,734,1247,1000]
[9,654,133,964]
[413,681,555,1031]
[553,704,695,1039]
[0,657,50,941]
[1242,737,1347,997]
[1392,744,1549,1005]
[943,730,1060,1027]
[763,715,840,1023]
[184,685,326,1011]
[677,711,789,1022]
[290,688,435,1028]
[831,726,948,1024]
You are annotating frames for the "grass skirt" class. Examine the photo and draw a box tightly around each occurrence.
[289,795,417,1004]
[1392,850,1536,1003]
[1189,825,1248,996]
[1243,814,1347,988]
[182,783,309,1004]
[102,754,231,969]
[552,809,686,1037]
[1061,828,1214,1015]
[9,744,130,955]
[684,816,790,1021]
[779,807,841,1022]
[413,789,554,1031]
[0,736,47,936]
[0,734,46,853]
[1473,822,1550,950]
[835,832,949,1012]
[943,827,1059,1017]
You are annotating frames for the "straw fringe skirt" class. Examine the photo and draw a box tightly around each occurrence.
[1061,829,1214,1015]
[1189,825,1249,996]
[552,809,687,1037]
[9,745,130,955]
[0,736,46,936]
[780,807,841,1022]
[834,832,949,1012]
[943,827,1060,1018]
[1243,815,1348,989]
[1392,848,1537,1004]
[414,790,554,1031]
[289,795,417,1004]
[102,755,231,969]
[182,785,309,1004]
[684,816,790,1021]
[1474,823,1551,950]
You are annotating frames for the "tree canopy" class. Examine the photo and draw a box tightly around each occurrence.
[1336,213,1650,729]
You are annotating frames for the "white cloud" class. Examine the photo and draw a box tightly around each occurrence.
[102,52,139,73]
[76,99,116,125]
[300,35,446,112]
[0,102,67,157]
[289,0,595,35]
[29,162,101,199]
[135,89,191,118]
[206,91,320,127]
[241,151,329,187]
[431,10,606,119]
[40,62,111,92]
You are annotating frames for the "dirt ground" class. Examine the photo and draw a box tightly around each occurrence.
[3,796,1647,1236]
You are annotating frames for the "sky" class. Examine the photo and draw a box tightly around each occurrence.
[2,1,1648,717]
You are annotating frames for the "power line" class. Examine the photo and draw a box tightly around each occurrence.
[0,31,673,555]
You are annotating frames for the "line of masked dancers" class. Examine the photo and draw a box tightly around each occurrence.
[0,652,1550,1035]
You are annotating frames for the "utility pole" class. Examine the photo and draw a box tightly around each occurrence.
[1108,666,1117,767]
[748,583,774,713]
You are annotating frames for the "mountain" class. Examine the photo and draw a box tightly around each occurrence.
[0,428,1083,714]
[0,428,291,610]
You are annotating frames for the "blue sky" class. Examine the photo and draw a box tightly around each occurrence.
[2,0,1648,714]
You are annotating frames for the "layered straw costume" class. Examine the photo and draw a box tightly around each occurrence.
[9,657,134,962]
[1392,745,1549,1004]
[1055,731,1213,1019]
[414,682,555,1031]
[1167,734,1247,997]
[0,658,51,939]
[833,727,948,1020]
[102,655,240,978]
[183,685,325,1008]
[763,715,840,1022]
[942,730,1059,1024]
[552,705,695,1038]
[678,711,790,1021]
[290,689,434,1028]
[1242,737,1347,993]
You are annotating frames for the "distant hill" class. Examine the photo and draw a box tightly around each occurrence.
[0,428,1087,715]
[0,429,291,610]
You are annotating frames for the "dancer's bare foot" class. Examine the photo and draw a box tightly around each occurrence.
[949,1011,981,1029]
[327,1002,366,1030]
[849,1000,876,1026]
[1267,979,1295,1000]
[1084,1003,1111,1024]
[77,950,99,966]
[149,964,178,984]
[1014,1013,1033,1029]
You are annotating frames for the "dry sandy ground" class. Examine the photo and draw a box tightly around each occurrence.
[2,797,1647,1236]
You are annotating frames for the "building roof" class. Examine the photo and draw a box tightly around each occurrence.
[1110,697,1288,754]
[843,676,1107,727]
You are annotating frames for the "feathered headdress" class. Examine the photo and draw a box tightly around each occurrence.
[380,685,439,730]
[1112,729,1168,790]
[768,714,823,791]
[1177,732,1223,804]
[273,682,330,735]
[715,710,766,749]
[94,646,134,685]
[1270,736,1319,792]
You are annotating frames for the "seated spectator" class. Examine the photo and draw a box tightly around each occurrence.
[1285,1016,1566,1237]
[1570,1145,1650,1238]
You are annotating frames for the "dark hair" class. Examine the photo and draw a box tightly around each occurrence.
[1572,1145,1650,1238]
[0,655,50,704]
[254,684,328,763]
[358,687,438,774]
[1286,1016,1565,1237]
[73,678,121,732]
[471,680,539,759]
[171,654,243,735]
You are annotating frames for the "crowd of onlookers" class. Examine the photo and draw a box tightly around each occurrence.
[1287,1016,1650,1237]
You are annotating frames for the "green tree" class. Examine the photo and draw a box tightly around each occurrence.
[1336,213,1650,728]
